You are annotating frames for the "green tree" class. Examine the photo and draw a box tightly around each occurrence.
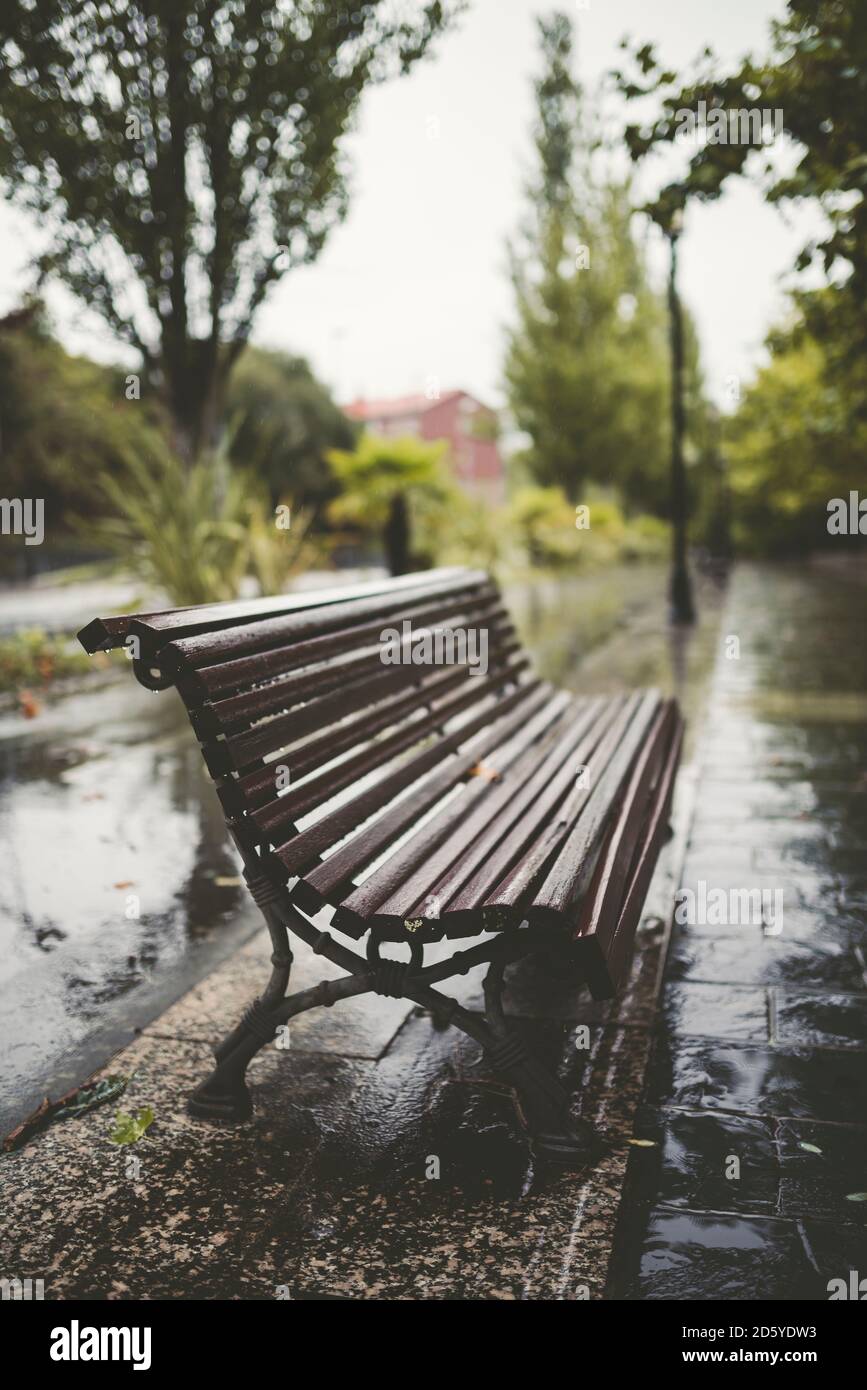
[615,0,867,363]
[94,439,318,605]
[0,1,462,460]
[0,303,161,574]
[724,308,867,554]
[326,433,453,575]
[227,347,356,510]
[614,2,867,554]
[504,13,684,518]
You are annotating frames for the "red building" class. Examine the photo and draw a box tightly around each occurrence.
[343,390,505,503]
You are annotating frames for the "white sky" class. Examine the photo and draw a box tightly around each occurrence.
[0,0,830,413]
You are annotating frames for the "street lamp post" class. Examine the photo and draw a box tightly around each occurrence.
[667,211,696,625]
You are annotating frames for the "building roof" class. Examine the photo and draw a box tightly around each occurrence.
[343,390,464,421]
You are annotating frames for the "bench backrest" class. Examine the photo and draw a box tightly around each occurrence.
[80,567,533,864]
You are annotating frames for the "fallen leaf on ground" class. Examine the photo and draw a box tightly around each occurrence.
[3,1074,132,1152]
[110,1106,155,1145]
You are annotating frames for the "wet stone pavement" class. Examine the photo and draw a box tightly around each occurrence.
[0,674,260,1135]
[610,563,867,1301]
[1,561,863,1301]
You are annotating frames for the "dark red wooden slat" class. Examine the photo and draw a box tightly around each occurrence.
[299,682,557,911]
[158,571,491,671]
[577,711,684,998]
[529,689,664,922]
[216,661,501,816]
[181,590,504,705]
[337,690,579,928]
[438,695,632,928]
[386,692,622,922]
[276,678,548,888]
[247,648,532,839]
[214,640,525,773]
[78,568,482,655]
[77,608,187,655]
[365,693,603,928]
[191,611,513,737]
[573,700,674,952]
[475,691,639,922]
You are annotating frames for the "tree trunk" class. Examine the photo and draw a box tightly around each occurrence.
[384,492,410,576]
[162,340,224,466]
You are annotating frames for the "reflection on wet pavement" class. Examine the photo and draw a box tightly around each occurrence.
[0,676,258,1133]
[610,563,867,1300]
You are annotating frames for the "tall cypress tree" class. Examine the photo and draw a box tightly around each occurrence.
[505,12,686,518]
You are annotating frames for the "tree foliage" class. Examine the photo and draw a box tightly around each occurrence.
[504,13,707,519]
[614,0,867,553]
[327,431,453,574]
[0,1,462,457]
[94,438,317,604]
[725,304,867,553]
[0,302,161,570]
[615,0,867,350]
[227,346,356,509]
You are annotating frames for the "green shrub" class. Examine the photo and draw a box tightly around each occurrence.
[92,443,319,606]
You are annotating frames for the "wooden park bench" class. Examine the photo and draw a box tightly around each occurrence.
[79,567,683,1165]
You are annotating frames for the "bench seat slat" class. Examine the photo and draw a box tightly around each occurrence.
[528,689,665,922]
[470,690,643,922]
[334,690,579,928]
[298,683,564,921]
[576,710,684,997]
[574,700,676,954]
[275,677,547,885]
[407,693,631,930]
[362,693,602,928]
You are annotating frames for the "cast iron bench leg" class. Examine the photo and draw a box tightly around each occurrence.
[189,885,599,1169]
[188,900,294,1121]
[482,957,600,1168]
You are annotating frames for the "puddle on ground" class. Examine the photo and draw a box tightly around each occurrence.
[0,676,251,1132]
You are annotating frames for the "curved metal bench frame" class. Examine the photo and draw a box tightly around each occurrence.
[186,824,598,1164]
